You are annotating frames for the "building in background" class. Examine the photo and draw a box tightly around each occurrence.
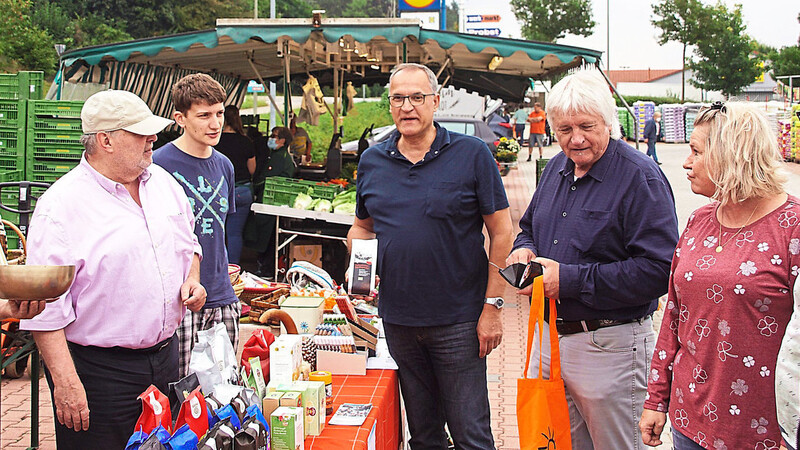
[607,69,724,102]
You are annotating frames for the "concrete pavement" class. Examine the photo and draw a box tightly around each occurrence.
[2,140,799,449]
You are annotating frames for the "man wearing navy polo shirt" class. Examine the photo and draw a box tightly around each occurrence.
[348,63,513,449]
[507,69,679,449]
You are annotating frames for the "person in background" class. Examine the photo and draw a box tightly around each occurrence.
[527,102,546,160]
[153,73,240,378]
[348,63,513,449]
[640,102,798,450]
[289,116,312,165]
[644,110,663,165]
[511,103,528,147]
[777,276,800,450]
[246,126,296,278]
[508,69,678,449]
[20,90,205,448]
[215,105,255,264]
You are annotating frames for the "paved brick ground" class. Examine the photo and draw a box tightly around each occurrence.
[2,142,798,449]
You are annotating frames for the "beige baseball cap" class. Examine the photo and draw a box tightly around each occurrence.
[81,90,173,135]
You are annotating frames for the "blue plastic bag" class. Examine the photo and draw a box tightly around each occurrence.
[245,404,269,432]
[215,404,242,430]
[166,423,199,450]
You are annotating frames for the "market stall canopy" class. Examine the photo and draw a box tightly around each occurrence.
[59,17,602,116]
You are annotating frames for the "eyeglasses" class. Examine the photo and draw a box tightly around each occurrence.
[388,93,436,108]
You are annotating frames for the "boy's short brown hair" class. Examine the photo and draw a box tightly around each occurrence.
[171,73,227,113]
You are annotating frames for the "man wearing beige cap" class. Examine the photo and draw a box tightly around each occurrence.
[20,89,206,449]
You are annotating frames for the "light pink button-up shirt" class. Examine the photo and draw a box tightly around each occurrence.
[20,157,202,349]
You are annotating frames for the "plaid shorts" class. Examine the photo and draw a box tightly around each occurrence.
[178,301,242,378]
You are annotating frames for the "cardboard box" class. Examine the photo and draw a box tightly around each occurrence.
[270,335,303,383]
[263,391,284,418]
[289,243,322,267]
[294,381,326,436]
[279,391,302,408]
[280,296,324,334]
[271,406,305,450]
[316,349,368,376]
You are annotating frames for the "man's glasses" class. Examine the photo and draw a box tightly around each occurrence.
[388,93,436,108]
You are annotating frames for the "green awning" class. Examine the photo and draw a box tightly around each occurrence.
[59,18,602,104]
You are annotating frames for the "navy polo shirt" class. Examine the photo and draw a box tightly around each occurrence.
[356,123,509,326]
[513,138,679,322]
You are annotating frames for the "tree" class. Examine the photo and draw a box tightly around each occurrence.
[0,0,57,75]
[687,3,760,98]
[510,0,595,42]
[768,45,800,79]
[446,2,459,32]
[651,0,707,102]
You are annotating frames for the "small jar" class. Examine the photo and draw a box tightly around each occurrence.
[309,370,333,415]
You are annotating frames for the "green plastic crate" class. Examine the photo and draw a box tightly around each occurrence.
[32,143,84,160]
[0,156,22,172]
[19,71,44,100]
[32,116,82,131]
[0,72,44,100]
[0,100,23,127]
[28,100,84,118]
[262,177,342,206]
[31,128,82,145]
[0,170,22,183]
[0,127,22,158]
[0,74,19,100]
[29,160,76,183]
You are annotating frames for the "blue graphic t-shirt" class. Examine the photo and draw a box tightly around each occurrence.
[153,142,238,309]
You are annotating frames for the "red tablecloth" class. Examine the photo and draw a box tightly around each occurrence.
[305,369,400,450]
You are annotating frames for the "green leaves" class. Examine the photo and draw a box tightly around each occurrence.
[510,0,595,43]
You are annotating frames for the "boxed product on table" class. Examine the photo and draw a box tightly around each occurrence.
[270,334,303,383]
[279,296,324,334]
[271,406,305,450]
[293,380,326,436]
[263,391,284,418]
[279,391,302,408]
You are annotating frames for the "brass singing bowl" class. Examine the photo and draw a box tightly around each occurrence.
[0,265,75,302]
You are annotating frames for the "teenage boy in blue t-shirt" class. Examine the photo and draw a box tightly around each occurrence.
[153,73,239,377]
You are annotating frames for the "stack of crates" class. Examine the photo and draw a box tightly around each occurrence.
[617,107,635,139]
[792,105,800,162]
[0,72,43,249]
[778,119,792,161]
[660,104,687,143]
[25,100,84,183]
[633,101,655,141]
[0,72,42,178]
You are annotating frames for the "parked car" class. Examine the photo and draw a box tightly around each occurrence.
[342,116,506,154]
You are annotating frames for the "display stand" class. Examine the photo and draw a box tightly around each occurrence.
[251,203,354,281]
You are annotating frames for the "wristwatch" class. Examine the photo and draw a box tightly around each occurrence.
[485,297,505,309]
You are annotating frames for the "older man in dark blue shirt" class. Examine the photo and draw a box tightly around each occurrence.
[508,69,679,449]
[349,63,513,449]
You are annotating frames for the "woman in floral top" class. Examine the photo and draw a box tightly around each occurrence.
[640,102,799,450]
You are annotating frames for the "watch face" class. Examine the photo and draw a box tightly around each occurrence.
[495,298,504,308]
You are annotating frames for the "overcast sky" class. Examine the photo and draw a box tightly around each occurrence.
[458,0,800,70]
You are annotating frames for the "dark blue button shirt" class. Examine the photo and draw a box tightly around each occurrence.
[356,124,509,326]
[513,138,678,321]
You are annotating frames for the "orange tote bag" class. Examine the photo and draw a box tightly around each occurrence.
[516,276,572,450]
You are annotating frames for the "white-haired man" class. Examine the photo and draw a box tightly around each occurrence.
[21,90,206,449]
[348,63,513,449]
[507,69,679,448]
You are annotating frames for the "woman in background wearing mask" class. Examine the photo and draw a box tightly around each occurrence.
[244,126,296,278]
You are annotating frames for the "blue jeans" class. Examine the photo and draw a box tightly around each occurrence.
[672,427,706,450]
[226,184,253,264]
[646,143,659,163]
[383,321,494,450]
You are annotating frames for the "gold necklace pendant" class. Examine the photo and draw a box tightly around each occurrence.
[715,245,723,253]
